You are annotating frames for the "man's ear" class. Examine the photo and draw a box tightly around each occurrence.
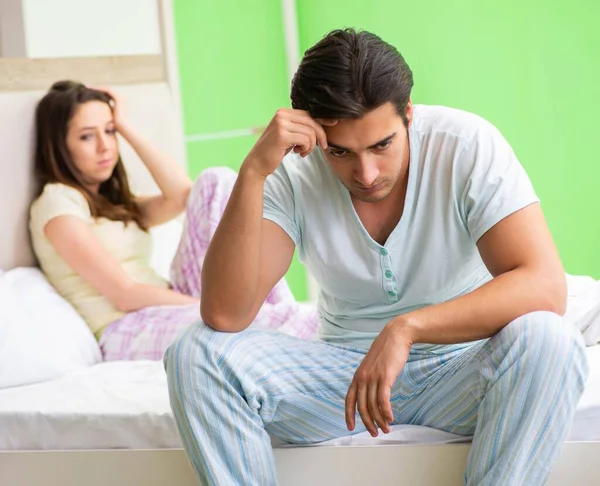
[405,99,413,127]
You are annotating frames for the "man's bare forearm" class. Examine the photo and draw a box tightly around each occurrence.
[200,109,331,330]
[200,164,266,327]
[393,266,567,345]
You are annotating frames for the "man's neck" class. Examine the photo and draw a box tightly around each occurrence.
[351,168,410,245]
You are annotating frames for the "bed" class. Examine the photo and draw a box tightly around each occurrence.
[1,42,600,486]
[0,350,599,486]
[5,355,600,452]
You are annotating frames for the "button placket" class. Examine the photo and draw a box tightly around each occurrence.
[377,247,398,302]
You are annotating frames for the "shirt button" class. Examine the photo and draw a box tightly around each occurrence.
[379,248,388,256]
[387,290,396,297]
[385,270,393,278]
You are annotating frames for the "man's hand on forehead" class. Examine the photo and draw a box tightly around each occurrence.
[312,117,338,151]
[242,109,337,179]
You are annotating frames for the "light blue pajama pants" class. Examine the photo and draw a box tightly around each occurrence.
[165,311,588,486]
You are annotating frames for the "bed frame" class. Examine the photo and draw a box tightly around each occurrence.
[1,443,598,486]
[1,2,599,485]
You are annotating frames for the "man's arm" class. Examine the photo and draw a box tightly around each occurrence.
[394,202,566,344]
[200,168,295,331]
[200,109,331,332]
[345,202,566,437]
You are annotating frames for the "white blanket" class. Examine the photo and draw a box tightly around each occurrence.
[2,351,600,451]
[565,274,600,346]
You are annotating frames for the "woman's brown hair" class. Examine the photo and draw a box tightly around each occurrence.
[34,80,146,230]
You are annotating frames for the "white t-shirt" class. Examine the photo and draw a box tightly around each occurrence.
[29,183,169,336]
[263,104,539,349]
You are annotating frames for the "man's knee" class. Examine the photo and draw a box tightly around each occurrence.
[164,321,227,384]
[501,311,588,383]
[164,320,266,377]
[511,310,582,347]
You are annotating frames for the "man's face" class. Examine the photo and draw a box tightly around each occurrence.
[321,101,412,203]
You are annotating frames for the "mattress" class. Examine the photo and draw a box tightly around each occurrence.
[1,347,599,451]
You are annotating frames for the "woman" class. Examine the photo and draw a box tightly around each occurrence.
[29,81,318,360]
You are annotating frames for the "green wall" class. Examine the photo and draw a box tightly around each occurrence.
[174,0,600,297]
[173,0,308,300]
[296,0,600,278]
[174,0,289,171]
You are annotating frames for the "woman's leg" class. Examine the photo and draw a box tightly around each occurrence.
[169,167,294,305]
[99,304,201,361]
[99,291,320,361]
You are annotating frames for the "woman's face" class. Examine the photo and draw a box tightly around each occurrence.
[65,101,119,191]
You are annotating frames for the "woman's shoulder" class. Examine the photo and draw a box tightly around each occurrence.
[39,182,87,200]
[30,183,91,229]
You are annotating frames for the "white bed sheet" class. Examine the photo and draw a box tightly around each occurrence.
[1,347,599,451]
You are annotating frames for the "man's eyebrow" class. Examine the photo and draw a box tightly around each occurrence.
[327,132,397,152]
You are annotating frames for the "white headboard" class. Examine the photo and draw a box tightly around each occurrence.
[0,82,186,271]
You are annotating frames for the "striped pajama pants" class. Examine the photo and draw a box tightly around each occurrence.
[165,311,588,486]
[99,167,319,361]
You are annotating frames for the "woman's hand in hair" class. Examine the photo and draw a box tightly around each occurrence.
[87,85,129,133]
[87,84,194,227]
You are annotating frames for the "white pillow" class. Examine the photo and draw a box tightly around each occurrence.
[565,274,600,346]
[150,217,184,280]
[0,267,102,389]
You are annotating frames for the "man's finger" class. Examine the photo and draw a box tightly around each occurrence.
[357,385,377,437]
[345,381,358,430]
[288,133,311,156]
[286,123,317,156]
[378,380,394,426]
[288,112,329,150]
[368,382,389,434]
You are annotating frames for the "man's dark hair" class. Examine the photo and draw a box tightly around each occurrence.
[291,28,414,126]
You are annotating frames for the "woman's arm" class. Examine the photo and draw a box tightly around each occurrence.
[92,86,193,228]
[45,216,198,312]
[119,122,192,228]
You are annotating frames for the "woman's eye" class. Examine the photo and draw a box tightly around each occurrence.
[80,134,92,141]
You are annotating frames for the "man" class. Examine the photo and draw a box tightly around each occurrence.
[165,29,588,485]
